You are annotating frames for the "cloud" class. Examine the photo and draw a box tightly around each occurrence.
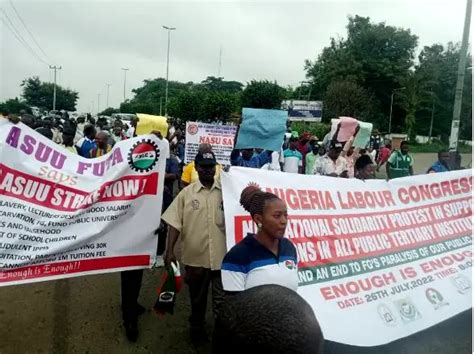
[1,0,467,112]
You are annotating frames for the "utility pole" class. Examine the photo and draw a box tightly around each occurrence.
[163,25,176,117]
[121,68,129,102]
[428,92,435,142]
[97,93,101,115]
[448,0,471,151]
[159,97,163,116]
[388,87,406,135]
[106,83,111,108]
[49,65,62,110]
[218,45,222,77]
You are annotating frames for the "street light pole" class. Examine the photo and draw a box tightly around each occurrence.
[388,87,406,135]
[428,92,435,142]
[49,65,62,110]
[97,93,101,115]
[163,25,176,117]
[121,68,129,102]
[449,0,471,151]
[106,83,111,108]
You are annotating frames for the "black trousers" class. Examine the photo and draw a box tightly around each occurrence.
[184,266,225,330]
[120,269,144,326]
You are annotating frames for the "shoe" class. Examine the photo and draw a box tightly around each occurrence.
[136,303,146,316]
[124,323,139,342]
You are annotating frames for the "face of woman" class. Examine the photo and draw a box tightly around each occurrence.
[256,199,288,238]
[359,164,376,180]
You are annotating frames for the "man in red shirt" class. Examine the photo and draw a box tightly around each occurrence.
[376,143,392,172]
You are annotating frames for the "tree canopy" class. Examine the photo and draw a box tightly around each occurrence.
[21,76,79,111]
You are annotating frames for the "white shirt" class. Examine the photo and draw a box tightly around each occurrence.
[313,155,348,176]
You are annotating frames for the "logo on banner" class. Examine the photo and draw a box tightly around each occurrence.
[128,140,160,172]
[425,288,449,309]
[377,304,397,327]
[394,298,421,323]
[187,123,199,135]
[451,275,471,294]
[191,200,200,210]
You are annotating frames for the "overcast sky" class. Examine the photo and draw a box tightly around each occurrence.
[0,0,470,113]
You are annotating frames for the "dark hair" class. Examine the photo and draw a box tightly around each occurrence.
[83,124,95,136]
[213,285,324,354]
[289,137,298,143]
[240,185,280,216]
[438,149,449,157]
[355,154,373,171]
[400,140,409,147]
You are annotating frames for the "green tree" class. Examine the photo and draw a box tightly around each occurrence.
[414,43,472,141]
[0,97,30,114]
[304,15,418,129]
[99,107,120,116]
[323,81,375,122]
[199,76,243,93]
[241,80,286,109]
[21,76,79,111]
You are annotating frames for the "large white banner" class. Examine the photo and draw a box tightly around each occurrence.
[0,120,167,286]
[185,122,237,165]
[221,167,472,346]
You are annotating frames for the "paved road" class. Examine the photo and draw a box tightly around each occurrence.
[0,153,472,354]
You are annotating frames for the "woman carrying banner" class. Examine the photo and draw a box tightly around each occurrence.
[221,185,298,292]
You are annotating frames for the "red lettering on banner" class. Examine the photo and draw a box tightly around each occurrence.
[0,163,158,212]
[0,255,150,283]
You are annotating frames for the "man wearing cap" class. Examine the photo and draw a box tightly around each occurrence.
[162,151,226,343]
[313,142,349,178]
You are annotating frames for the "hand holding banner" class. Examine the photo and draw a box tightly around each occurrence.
[221,167,472,346]
[235,108,288,152]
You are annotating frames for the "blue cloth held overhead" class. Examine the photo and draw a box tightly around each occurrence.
[235,108,288,152]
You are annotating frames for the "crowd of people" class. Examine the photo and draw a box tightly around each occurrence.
[0,110,463,352]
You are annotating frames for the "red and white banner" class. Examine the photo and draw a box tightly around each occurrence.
[0,120,167,286]
[221,167,473,346]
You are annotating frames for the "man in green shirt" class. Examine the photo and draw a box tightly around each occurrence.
[386,141,414,179]
[305,140,319,175]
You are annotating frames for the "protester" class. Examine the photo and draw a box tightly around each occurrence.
[230,148,270,168]
[280,137,303,174]
[317,145,326,158]
[162,151,226,342]
[20,113,35,128]
[376,142,392,172]
[221,185,297,292]
[157,151,180,256]
[51,118,63,144]
[61,132,77,154]
[313,142,348,178]
[305,139,319,175]
[427,150,451,173]
[367,147,377,163]
[386,141,414,179]
[355,154,376,180]
[120,270,146,342]
[126,116,138,138]
[75,124,97,158]
[213,285,324,354]
[74,116,86,143]
[181,143,222,187]
[34,117,54,140]
[296,132,311,170]
[370,130,382,160]
[111,124,127,145]
[342,145,357,178]
[89,131,112,158]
